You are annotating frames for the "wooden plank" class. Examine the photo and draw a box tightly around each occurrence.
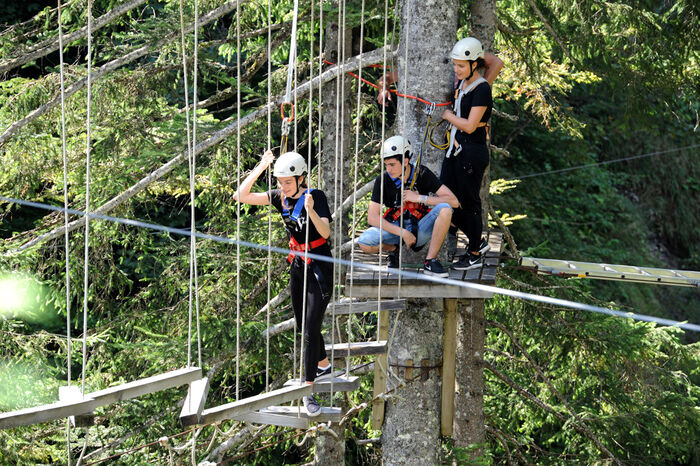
[326,341,388,358]
[233,410,310,429]
[86,367,202,405]
[0,397,100,430]
[58,386,94,427]
[179,377,210,426]
[261,405,343,423]
[199,384,312,425]
[328,299,406,315]
[441,299,457,437]
[372,310,391,430]
[348,284,494,299]
[284,376,360,393]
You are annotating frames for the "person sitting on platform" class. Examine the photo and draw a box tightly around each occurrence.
[357,135,459,278]
[233,150,332,417]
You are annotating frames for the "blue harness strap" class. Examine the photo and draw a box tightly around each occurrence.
[282,188,313,223]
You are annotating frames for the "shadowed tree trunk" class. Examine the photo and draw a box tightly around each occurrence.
[381,1,458,464]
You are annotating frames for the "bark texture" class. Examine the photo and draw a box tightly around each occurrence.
[315,412,346,465]
[453,299,485,451]
[381,299,445,466]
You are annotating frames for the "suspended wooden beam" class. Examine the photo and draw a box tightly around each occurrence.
[326,341,388,358]
[199,384,313,425]
[520,257,700,287]
[179,377,210,426]
[58,386,94,427]
[284,376,360,393]
[0,367,201,430]
[233,406,343,429]
[329,299,406,315]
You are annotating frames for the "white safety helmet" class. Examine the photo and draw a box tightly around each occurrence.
[273,151,307,177]
[450,37,484,61]
[381,135,412,160]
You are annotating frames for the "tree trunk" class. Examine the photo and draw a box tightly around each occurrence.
[381,299,445,465]
[314,406,346,465]
[380,2,458,464]
[453,299,485,452]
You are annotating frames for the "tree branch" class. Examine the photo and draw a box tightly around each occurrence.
[487,320,621,465]
[5,46,391,255]
[524,0,579,66]
[0,0,150,76]
[0,0,253,146]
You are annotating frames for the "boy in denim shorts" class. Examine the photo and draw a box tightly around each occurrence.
[357,136,459,277]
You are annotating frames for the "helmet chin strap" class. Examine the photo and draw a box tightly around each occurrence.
[292,176,302,197]
[465,61,477,81]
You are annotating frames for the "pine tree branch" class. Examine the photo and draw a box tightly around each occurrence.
[523,0,579,67]
[0,0,150,75]
[0,0,252,146]
[4,46,390,255]
[487,320,622,465]
[495,17,539,37]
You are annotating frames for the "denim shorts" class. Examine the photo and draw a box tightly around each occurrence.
[357,202,452,248]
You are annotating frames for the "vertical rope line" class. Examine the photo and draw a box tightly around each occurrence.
[235,0,241,401]
[348,0,366,379]
[284,0,300,103]
[397,0,411,298]
[179,0,194,370]
[265,0,272,393]
[317,1,324,183]
[58,1,72,463]
[81,0,93,397]
[376,0,389,323]
[192,0,202,371]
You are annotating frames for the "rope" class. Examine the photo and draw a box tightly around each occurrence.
[57,2,73,463]
[81,0,93,398]
[192,0,202,371]
[235,0,241,401]
[265,0,272,394]
[4,195,699,332]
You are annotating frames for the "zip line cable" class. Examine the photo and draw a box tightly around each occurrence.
[509,144,700,181]
[4,197,696,330]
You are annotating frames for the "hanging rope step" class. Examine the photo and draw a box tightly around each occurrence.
[325,340,388,359]
[179,376,210,426]
[235,405,343,430]
[0,367,202,430]
[284,375,360,393]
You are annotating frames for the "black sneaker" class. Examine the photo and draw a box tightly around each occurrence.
[453,253,483,271]
[316,365,332,378]
[477,239,491,255]
[303,394,322,417]
[386,250,400,269]
[423,258,449,278]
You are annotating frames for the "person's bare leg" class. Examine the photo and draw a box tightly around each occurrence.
[426,208,452,260]
[359,243,397,254]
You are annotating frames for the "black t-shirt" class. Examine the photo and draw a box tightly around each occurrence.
[370,164,443,208]
[455,80,492,145]
[269,188,333,258]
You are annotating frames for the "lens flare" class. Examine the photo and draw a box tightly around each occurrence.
[0,273,52,325]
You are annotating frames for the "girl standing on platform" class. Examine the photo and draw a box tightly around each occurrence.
[233,150,333,417]
[440,37,502,270]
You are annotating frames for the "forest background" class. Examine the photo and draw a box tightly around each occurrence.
[0,0,698,464]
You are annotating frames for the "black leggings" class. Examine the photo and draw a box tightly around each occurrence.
[440,142,490,253]
[289,259,333,383]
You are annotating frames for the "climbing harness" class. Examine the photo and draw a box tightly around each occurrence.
[281,188,312,225]
[445,76,488,158]
[287,236,328,265]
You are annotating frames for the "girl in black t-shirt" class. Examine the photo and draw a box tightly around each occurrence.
[233,150,333,417]
[440,37,502,270]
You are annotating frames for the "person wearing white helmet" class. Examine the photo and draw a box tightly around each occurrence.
[439,36,502,270]
[234,149,332,417]
[376,38,503,106]
[357,135,459,277]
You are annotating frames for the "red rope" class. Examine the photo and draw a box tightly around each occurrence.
[323,59,451,107]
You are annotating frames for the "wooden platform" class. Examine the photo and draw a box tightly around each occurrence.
[346,231,503,299]
[325,341,388,358]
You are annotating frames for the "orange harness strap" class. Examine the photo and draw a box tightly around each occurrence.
[287,236,327,265]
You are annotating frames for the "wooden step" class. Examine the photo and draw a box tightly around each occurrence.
[284,375,360,393]
[179,377,210,426]
[0,367,201,430]
[58,386,94,427]
[233,406,343,429]
[328,299,406,315]
[326,341,388,358]
[199,383,312,425]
